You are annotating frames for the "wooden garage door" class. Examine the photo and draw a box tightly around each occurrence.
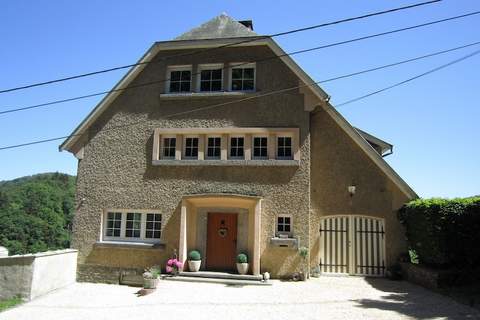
[319,216,385,276]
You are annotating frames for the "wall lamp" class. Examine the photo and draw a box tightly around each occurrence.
[348,185,356,197]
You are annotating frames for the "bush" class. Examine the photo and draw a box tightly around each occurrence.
[398,197,480,268]
[237,253,248,263]
[188,250,201,261]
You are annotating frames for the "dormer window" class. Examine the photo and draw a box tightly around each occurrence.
[199,64,223,92]
[230,63,255,91]
[167,66,192,93]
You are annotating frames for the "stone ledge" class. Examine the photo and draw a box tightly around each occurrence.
[159,91,255,99]
[270,237,298,248]
[94,241,166,250]
[152,159,300,167]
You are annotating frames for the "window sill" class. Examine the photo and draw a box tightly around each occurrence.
[95,241,166,250]
[159,91,256,99]
[152,159,300,167]
[270,237,298,248]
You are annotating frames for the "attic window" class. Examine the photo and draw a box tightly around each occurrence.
[167,66,192,93]
[230,63,255,91]
[199,64,223,92]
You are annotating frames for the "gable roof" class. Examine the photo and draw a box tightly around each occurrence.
[59,15,416,200]
[175,14,258,40]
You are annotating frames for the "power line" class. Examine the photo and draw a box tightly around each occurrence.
[0,46,477,151]
[0,0,441,94]
[2,11,479,116]
[335,48,480,108]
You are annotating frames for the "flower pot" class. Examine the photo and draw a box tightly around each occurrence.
[143,277,159,289]
[236,262,249,275]
[188,260,201,272]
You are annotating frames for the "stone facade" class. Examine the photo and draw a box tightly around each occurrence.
[72,45,311,279]
[68,42,413,281]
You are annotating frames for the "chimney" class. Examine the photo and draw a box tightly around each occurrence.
[238,20,254,31]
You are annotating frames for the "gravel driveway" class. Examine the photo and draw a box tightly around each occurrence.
[1,276,479,320]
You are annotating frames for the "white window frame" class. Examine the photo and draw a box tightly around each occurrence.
[276,214,293,237]
[229,62,256,92]
[166,65,192,93]
[161,135,177,159]
[276,133,294,160]
[197,63,224,92]
[229,135,245,160]
[205,135,222,160]
[102,210,163,243]
[252,135,268,160]
[183,135,199,160]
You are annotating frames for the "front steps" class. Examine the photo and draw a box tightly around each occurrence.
[163,271,270,286]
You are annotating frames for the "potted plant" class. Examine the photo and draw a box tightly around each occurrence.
[188,250,201,272]
[142,266,161,289]
[298,246,309,281]
[236,253,249,275]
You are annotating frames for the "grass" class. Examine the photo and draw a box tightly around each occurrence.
[0,296,23,312]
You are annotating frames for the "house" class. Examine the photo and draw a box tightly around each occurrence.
[60,14,416,282]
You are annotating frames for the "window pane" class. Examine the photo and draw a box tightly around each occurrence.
[125,230,132,237]
[107,221,113,228]
[146,231,153,238]
[200,81,210,91]
[284,225,291,232]
[278,217,284,224]
[146,222,153,229]
[200,70,210,81]
[108,212,114,219]
[114,229,120,237]
[169,82,180,92]
[153,231,161,239]
[212,69,222,79]
[231,80,242,91]
[170,71,180,81]
[243,80,254,90]
[114,221,121,228]
[211,80,222,91]
[285,217,291,224]
[243,68,254,79]
[106,229,113,236]
[232,68,242,79]
[181,71,191,81]
[180,82,190,92]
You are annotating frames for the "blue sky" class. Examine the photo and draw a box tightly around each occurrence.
[0,0,478,198]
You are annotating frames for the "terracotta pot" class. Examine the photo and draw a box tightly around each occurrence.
[236,263,249,275]
[188,260,201,272]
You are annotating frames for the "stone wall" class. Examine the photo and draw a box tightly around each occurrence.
[0,249,77,300]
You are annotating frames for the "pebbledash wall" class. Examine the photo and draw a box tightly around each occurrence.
[0,249,78,300]
[72,45,312,282]
[71,44,410,282]
[309,108,409,269]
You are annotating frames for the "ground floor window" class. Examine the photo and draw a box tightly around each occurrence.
[103,210,162,242]
[277,214,292,236]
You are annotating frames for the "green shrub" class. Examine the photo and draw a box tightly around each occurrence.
[237,253,248,263]
[188,250,201,261]
[298,246,308,259]
[398,197,480,268]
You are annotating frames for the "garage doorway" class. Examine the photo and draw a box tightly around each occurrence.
[319,215,386,276]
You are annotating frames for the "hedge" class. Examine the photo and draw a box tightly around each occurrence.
[398,197,480,268]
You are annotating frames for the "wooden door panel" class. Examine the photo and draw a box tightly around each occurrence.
[206,213,237,271]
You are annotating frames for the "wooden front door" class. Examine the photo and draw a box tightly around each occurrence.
[206,212,238,271]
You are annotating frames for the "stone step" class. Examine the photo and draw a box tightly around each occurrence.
[178,271,264,281]
[162,275,271,286]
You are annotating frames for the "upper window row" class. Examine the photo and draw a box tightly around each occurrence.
[166,64,255,94]
[159,135,293,161]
